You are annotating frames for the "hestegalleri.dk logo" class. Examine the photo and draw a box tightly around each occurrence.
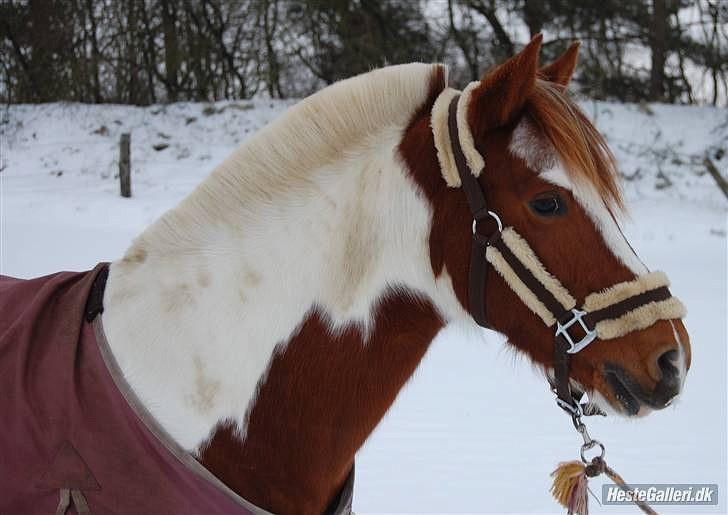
[602,484,718,505]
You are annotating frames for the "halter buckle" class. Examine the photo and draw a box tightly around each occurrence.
[556,309,597,354]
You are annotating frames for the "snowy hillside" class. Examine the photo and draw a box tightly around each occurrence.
[1,100,726,514]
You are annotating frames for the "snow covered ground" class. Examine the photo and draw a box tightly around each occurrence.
[1,99,726,514]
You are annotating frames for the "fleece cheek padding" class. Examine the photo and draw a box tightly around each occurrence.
[486,245,557,325]
[500,228,576,311]
[485,227,578,325]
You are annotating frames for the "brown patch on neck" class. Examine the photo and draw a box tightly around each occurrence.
[399,97,473,309]
[197,291,444,514]
[399,62,474,311]
[197,69,451,512]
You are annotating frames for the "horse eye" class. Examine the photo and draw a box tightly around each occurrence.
[529,194,566,217]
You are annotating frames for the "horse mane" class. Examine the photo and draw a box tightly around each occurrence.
[203,63,446,210]
[132,63,446,254]
[526,79,623,210]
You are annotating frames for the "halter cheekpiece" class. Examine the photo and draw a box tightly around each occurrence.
[436,92,686,416]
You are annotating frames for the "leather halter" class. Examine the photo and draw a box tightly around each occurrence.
[445,95,683,415]
[446,96,495,328]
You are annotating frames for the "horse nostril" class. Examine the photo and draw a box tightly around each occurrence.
[653,349,680,408]
[657,349,679,381]
[647,347,678,383]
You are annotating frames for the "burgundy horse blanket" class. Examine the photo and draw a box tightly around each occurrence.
[0,264,355,515]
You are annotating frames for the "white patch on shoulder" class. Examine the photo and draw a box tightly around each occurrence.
[509,119,648,275]
[102,129,467,453]
[102,64,464,452]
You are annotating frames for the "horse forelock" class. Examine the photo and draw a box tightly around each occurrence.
[523,79,624,212]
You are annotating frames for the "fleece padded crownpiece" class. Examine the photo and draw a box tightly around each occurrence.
[431,87,461,187]
[431,84,485,187]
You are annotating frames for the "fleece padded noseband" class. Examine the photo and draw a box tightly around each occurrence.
[583,271,685,339]
[434,91,686,415]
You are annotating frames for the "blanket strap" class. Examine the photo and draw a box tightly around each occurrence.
[54,488,70,515]
[84,264,110,322]
[54,488,91,515]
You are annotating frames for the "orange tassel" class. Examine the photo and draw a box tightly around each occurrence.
[550,461,590,514]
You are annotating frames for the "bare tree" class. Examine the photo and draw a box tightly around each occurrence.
[0,0,724,105]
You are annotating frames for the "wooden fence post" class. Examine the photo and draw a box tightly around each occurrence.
[703,155,728,201]
[119,133,131,198]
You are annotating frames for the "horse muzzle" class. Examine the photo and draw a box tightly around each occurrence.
[603,349,683,416]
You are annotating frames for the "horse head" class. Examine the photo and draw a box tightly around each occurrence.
[404,35,691,418]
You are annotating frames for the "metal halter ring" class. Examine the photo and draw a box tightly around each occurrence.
[580,440,606,463]
[472,210,503,235]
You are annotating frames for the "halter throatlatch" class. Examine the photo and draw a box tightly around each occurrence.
[437,92,686,415]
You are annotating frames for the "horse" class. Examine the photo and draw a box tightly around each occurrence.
[1,35,691,514]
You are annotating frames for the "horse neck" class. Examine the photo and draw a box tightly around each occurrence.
[101,125,465,512]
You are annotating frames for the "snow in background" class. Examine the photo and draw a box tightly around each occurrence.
[1,100,726,514]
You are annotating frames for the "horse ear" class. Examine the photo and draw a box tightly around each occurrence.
[540,41,580,86]
[468,34,542,134]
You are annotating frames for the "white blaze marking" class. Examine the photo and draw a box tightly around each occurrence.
[509,119,648,275]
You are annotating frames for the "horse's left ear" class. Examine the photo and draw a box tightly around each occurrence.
[467,34,542,137]
[539,41,580,86]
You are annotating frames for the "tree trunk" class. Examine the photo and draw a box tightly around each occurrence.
[29,0,54,101]
[523,0,545,38]
[85,0,102,103]
[126,1,139,104]
[139,1,158,104]
[649,0,667,102]
[467,0,515,59]
[161,0,180,102]
[448,0,479,81]
[263,0,283,98]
